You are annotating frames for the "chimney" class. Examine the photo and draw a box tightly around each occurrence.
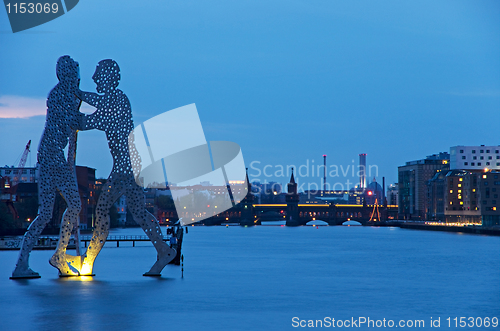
[359,153,367,189]
[323,154,327,193]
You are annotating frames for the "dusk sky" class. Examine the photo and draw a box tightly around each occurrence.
[1,0,499,190]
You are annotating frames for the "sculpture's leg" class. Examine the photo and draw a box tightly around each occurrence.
[126,182,176,276]
[11,172,55,279]
[49,178,81,277]
[80,178,121,276]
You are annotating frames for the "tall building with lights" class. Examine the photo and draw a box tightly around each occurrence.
[398,152,450,220]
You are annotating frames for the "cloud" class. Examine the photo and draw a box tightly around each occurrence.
[0,95,47,118]
[0,95,97,119]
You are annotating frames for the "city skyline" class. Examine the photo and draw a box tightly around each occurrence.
[1,0,499,187]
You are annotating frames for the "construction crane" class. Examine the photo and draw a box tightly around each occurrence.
[11,140,31,187]
[2,140,31,219]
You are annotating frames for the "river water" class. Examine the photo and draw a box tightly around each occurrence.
[1,225,499,330]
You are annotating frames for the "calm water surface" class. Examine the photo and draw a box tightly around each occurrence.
[1,226,499,330]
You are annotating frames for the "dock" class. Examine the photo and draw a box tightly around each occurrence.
[79,235,170,247]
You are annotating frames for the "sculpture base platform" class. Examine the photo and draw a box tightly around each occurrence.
[143,272,161,277]
[58,273,81,278]
[58,273,95,278]
[10,275,41,279]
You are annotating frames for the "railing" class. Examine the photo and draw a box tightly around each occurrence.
[35,235,170,242]
[79,235,169,241]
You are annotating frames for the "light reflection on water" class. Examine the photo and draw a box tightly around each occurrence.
[1,226,499,330]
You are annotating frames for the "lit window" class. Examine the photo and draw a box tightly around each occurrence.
[483,175,487,179]
[459,178,463,182]
[458,184,462,187]
[449,201,453,205]
[460,201,463,205]
[450,190,453,194]
[458,190,461,193]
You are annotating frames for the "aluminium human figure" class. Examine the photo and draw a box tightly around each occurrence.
[76,59,175,276]
[11,55,82,279]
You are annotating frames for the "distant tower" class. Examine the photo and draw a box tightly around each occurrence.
[359,153,367,189]
[323,154,327,193]
[286,168,300,226]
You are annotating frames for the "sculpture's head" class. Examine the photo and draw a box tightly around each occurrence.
[56,55,79,86]
[92,59,120,94]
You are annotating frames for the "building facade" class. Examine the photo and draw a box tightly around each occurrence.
[426,170,447,221]
[450,145,500,171]
[0,166,38,186]
[443,170,500,226]
[398,152,450,220]
[387,184,399,206]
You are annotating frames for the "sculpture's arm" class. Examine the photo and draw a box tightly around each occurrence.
[80,109,108,132]
[76,89,100,108]
[75,90,107,131]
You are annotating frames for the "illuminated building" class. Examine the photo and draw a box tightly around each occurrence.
[387,184,399,206]
[0,166,38,185]
[478,171,500,226]
[426,170,447,221]
[398,152,450,220]
[444,170,500,226]
[365,178,383,205]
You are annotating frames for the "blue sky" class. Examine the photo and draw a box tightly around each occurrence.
[1,0,499,190]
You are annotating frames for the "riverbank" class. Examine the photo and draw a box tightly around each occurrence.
[382,222,500,236]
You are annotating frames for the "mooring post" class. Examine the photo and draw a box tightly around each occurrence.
[181,254,184,278]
